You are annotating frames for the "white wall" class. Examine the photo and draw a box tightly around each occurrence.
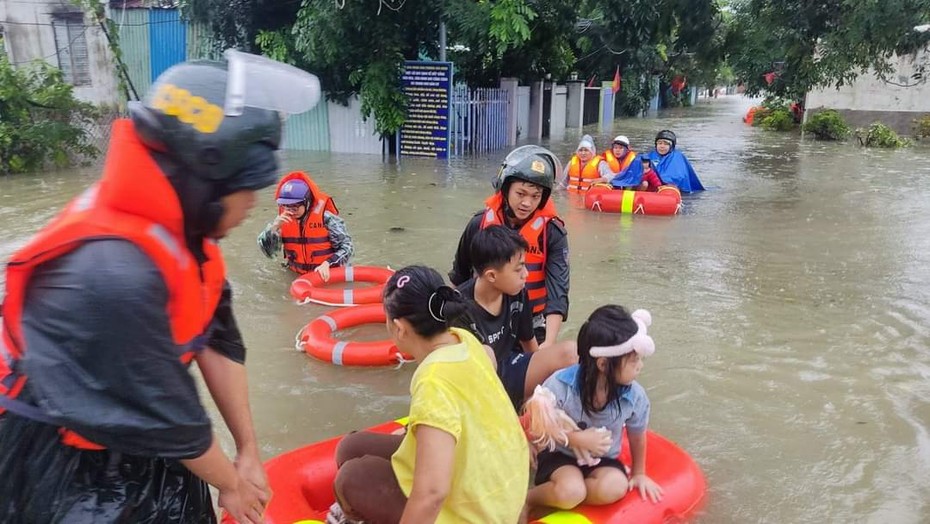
[806,50,930,113]
[327,96,382,155]
[0,1,119,106]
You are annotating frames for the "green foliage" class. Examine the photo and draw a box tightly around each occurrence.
[913,114,930,138]
[856,123,910,148]
[760,107,795,131]
[615,72,656,117]
[730,0,930,100]
[488,0,536,55]
[803,110,850,141]
[0,53,100,175]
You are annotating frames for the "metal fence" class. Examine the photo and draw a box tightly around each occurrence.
[449,84,509,156]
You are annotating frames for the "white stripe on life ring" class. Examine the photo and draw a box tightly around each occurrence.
[344,266,354,282]
[332,341,349,366]
[320,315,337,331]
[343,289,354,305]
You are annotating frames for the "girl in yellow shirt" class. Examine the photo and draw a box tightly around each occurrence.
[330,265,530,524]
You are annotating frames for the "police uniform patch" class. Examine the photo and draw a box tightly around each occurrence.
[531,160,546,174]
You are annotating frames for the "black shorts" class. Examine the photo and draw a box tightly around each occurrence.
[534,450,629,485]
[498,351,533,409]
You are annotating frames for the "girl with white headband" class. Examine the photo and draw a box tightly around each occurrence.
[527,305,664,512]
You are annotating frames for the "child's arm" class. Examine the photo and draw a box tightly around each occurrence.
[627,431,663,503]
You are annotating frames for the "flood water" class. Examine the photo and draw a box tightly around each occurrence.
[3,95,930,522]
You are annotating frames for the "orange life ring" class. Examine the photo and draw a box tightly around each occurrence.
[296,304,412,366]
[290,266,394,306]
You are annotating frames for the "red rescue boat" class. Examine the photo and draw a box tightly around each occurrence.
[584,185,682,216]
[246,419,706,524]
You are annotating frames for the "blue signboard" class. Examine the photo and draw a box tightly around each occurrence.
[400,61,452,158]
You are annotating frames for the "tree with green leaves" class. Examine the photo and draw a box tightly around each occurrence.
[0,49,99,175]
[729,0,930,100]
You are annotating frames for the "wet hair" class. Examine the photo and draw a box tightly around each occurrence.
[575,305,640,415]
[382,265,469,338]
[470,225,529,275]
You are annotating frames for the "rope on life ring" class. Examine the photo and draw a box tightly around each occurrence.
[296,304,413,367]
[290,265,394,307]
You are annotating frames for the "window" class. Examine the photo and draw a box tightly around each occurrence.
[52,14,90,86]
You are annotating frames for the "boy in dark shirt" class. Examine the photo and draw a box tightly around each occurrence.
[456,225,577,409]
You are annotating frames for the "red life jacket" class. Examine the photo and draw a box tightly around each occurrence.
[603,149,636,174]
[566,155,603,193]
[479,193,560,315]
[275,171,338,274]
[0,119,226,449]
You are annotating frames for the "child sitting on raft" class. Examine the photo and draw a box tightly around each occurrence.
[455,225,577,409]
[527,305,663,512]
[611,156,664,192]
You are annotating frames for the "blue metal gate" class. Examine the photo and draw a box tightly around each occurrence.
[449,84,509,156]
[149,9,187,82]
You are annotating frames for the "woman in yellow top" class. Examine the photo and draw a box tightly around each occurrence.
[329,265,530,524]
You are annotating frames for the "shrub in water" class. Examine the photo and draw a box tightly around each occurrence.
[760,108,796,131]
[855,123,909,148]
[802,110,850,140]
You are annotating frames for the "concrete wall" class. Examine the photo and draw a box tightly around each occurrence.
[327,96,382,154]
[0,1,119,106]
[805,49,930,133]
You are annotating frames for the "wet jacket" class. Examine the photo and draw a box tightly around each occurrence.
[0,119,227,452]
[0,120,246,522]
[449,195,569,320]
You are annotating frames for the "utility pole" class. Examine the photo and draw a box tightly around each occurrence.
[439,21,447,62]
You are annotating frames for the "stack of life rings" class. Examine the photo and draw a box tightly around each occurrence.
[291,266,413,367]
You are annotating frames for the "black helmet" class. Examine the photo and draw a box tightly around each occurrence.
[655,129,677,150]
[128,59,286,241]
[492,145,560,207]
[129,60,282,191]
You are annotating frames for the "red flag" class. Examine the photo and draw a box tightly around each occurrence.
[611,66,621,94]
[587,74,597,88]
[763,72,776,85]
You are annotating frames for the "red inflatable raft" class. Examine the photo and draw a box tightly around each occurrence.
[296,304,411,367]
[290,266,393,307]
[253,419,706,524]
[584,185,682,216]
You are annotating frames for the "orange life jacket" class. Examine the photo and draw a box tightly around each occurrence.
[603,149,636,174]
[566,155,603,193]
[479,193,560,315]
[0,119,226,450]
[275,171,339,274]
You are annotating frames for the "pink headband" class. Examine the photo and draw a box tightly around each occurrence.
[589,309,655,358]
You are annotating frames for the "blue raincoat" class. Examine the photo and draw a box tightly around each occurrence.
[646,150,704,192]
[609,155,645,188]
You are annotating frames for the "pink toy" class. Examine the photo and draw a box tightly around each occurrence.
[520,385,610,467]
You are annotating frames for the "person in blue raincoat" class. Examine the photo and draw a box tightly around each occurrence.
[646,130,704,193]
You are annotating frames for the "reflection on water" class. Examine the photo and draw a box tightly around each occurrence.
[3,96,930,522]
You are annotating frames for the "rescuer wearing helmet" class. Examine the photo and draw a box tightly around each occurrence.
[257,171,353,281]
[0,51,321,523]
[450,145,571,348]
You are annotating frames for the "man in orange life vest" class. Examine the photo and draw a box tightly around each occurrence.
[0,52,320,523]
[257,171,353,281]
[563,134,613,193]
[450,146,570,347]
